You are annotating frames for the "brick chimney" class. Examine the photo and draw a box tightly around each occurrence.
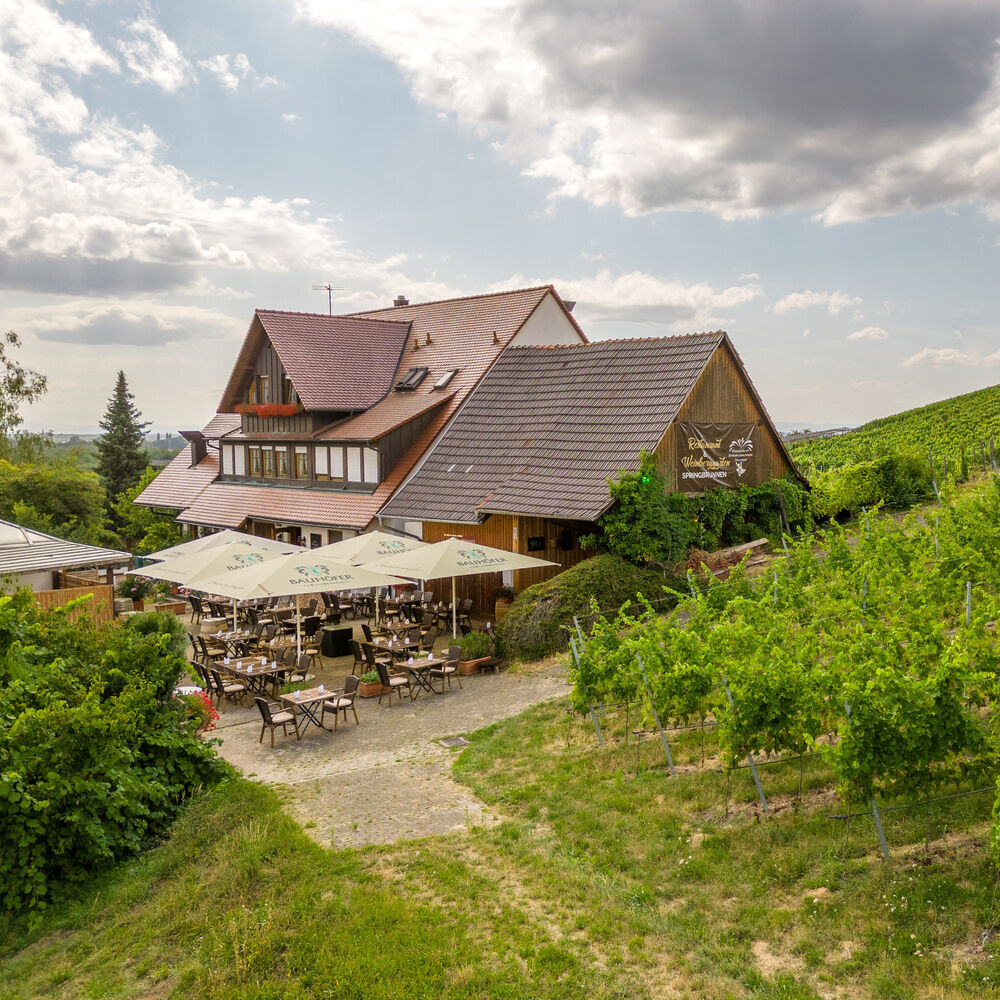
[394,295,409,307]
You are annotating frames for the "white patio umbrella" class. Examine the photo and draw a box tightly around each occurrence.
[311,531,427,622]
[146,529,298,562]
[135,543,288,630]
[363,537,557,638]
[200,551,409,657]
[312,530,427,566]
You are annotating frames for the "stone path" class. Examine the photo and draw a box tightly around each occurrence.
[214,666,567,849]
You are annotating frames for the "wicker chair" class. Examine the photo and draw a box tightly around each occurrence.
[187,595,204,624]
[209,667,247,711]
[374,658,411,706]
[350,638,366,673]
[254,696,300,747]
[321,675,360,730]
[429,646,462,692]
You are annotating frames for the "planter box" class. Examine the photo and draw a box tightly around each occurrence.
[459,656,496,675]
[131,599,145,612]
[154,600,188,615]
[358,681,385,698]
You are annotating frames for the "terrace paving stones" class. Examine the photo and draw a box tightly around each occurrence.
[211,635,566,849]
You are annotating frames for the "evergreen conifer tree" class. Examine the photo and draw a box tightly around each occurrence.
[96,371,150,510]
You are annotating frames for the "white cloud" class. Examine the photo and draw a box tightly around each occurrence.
[282,112,300,122]
[491,268,762,328]
[9,299,244,345]
[847,326,888,341]
[198,53,279,93]
[292,0,1000,223]
[901,347,1000,367]
[774,289,862,315]
[116,13,193,93]
[851,378,891,388]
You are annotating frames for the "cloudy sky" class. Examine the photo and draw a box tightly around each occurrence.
[4,0,1000,433]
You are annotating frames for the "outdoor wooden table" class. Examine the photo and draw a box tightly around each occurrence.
[279,685,339,735]
[398,657,444,699]
[373,636,420,659]
[223,658,286,695]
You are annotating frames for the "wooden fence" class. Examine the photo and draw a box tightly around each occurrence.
[34,584,115,626]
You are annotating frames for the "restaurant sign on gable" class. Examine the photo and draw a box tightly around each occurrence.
[676,422,755,492]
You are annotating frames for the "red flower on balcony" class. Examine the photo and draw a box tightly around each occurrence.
[235,402,304,418]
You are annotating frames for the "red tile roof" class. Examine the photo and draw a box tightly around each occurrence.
[218,312,411,412]
[138,288,576,529]
[316,391,453,442]
[135,413,239,510]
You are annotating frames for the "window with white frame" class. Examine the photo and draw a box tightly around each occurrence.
[221,445,234,475]
[362,447,379,483]
[346,447,361,481]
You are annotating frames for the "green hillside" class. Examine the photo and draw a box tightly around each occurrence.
[788,382,1000,472]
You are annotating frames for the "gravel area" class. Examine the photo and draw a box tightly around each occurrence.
[206,622,567,848]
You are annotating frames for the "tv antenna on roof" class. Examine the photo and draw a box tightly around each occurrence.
[311,283,345,315]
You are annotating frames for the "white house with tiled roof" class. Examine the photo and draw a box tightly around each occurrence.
[135,287,586,546]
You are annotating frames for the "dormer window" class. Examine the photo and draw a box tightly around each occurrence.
[433,368,458,390]
[247,379,257,405]
[259,375,271,403]
[395,366,429,391]
[283,376,297,404]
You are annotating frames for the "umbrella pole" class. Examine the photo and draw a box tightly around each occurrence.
[452,576,457,639]
[295,593,302,659]
[233,599,238,632]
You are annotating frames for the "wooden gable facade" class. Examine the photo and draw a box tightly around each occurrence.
[386,333,800,616]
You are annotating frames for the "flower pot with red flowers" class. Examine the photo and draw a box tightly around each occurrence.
[235,402,305,418]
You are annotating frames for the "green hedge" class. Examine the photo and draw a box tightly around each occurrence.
[0,598,224,925]
[809,453,932,519]
[496,554,682,662]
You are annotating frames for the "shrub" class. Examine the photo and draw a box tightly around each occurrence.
[0,591,225,924]
[121,609,188,659]
[582,451,693,565]
[810,453,932,519]
[459,630,492,660]
[496,554,682,662]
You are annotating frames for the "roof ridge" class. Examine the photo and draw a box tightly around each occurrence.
[255,308,411,327]
[504,331,726,350]
[343,285,552,316]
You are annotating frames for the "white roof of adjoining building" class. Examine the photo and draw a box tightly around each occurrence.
[0,518,131,575]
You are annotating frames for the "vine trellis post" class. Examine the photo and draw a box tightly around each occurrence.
[844,701,891,860]
[723,678,768,814]
[569,635,604,745]
[637,653,675,776]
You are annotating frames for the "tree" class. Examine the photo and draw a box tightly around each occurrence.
[96,371,150,517]
[0,330,49,461]
[113,467,182,554]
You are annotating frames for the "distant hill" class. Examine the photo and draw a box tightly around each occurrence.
[787,382,1000,472]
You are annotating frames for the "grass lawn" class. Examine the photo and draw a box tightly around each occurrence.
[2,691,998,998]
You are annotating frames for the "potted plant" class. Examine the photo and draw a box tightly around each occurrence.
[458,630,495,674]
[493,583,515,621]
[116,574,153,611]
[358,669,384,698]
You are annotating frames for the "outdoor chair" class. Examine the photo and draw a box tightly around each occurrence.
[209,667,247,711]
[289,652,316,685]
[360,622,375,644]
[321,675,360,731]
[430,647,461,692]
[304,598,318,616]
[350,639,368,673]
[349,638,366,672]
[457,598,473,629]
[254,696,300,747]
[420,631,436,655]
[374,659,411,706]
[195,634,226,665]
[362,641,393,669]
[420,590,434,607]
[187,595,204,624]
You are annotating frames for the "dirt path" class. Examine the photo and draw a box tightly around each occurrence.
[214,667,567,848]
